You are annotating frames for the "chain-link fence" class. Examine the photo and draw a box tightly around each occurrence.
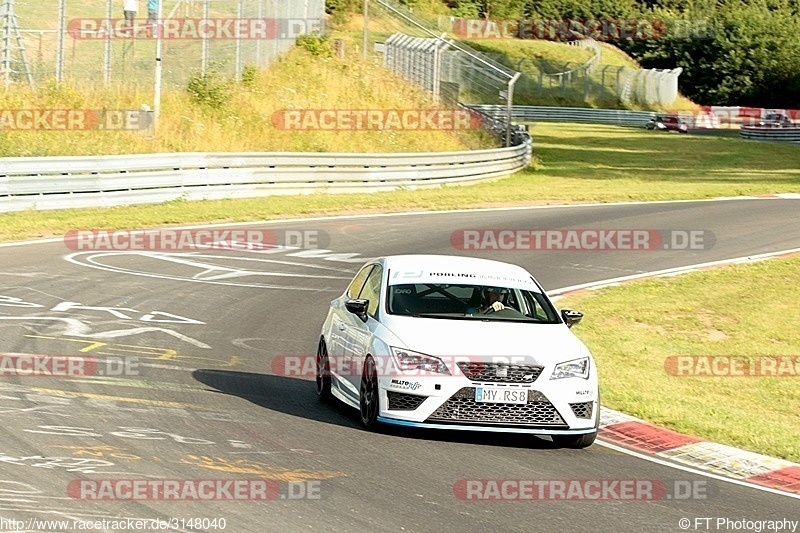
[433,15,682,108]
[512,60,681,108]
[363,0,528,146]
[363,1,518,107]
[3,0,324,90]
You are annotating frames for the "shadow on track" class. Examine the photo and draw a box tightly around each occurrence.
[193,369,588,453]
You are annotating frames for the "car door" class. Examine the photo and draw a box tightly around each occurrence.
[342,264,384,394]
[329,264,373,386]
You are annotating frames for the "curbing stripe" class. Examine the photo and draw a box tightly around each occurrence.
[598,409,800,496]
[657,441,797,480]
[599,421,703,453]
[747,466,800,493]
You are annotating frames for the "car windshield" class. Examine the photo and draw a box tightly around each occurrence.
[387,283,560,323]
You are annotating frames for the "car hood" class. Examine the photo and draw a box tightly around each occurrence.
[383,316,588,366]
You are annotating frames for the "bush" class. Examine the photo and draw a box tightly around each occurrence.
[297,34,333,58]
[241,64,258,88]
[186,67,232,109]
[325,0,360,15]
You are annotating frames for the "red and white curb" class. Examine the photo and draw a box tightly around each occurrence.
[598,408,800,496]
[552,247,800,498]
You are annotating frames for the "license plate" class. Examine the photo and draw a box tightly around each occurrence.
[475,387,528,404]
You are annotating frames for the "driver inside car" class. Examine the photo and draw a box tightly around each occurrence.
[481,287,509,313]
[467,287,509,315]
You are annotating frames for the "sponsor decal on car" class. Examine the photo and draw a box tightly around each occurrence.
[389,379,422,391]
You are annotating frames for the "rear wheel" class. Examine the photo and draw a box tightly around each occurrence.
[315,338,332,401]
[359,356,380,428]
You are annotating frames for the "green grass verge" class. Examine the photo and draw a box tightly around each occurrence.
[529,123,800,194]
[2,122,798,242]
[556,255,800,463]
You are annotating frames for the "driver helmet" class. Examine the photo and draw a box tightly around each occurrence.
[485,286,510,298]
[486,286,509,293]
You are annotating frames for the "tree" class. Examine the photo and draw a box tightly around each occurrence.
[621,1,800,106]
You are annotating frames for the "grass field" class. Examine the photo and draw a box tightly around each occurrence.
[556,255,800,463]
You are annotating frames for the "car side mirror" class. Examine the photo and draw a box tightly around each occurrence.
[345,299,369,323]
[561,309,583,328]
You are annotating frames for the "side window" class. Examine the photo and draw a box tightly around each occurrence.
[347,265,374,299]
[358,265,384,318]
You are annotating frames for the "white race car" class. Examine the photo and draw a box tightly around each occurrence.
[316,254,600,448]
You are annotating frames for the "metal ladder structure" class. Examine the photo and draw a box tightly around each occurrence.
[0,0,34,88]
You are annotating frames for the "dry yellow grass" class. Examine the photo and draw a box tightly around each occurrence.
[0,44,493,156]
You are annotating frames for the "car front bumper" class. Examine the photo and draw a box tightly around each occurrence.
[377,373,599,434]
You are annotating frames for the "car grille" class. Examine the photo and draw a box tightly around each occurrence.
[569,401,593,419]
[427,387,565,426]
[456,362,544,384]
[387,391,427,411]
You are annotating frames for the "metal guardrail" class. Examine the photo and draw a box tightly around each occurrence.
[471,105,656,127]
[0,139,532,213]
[739,126,800,143]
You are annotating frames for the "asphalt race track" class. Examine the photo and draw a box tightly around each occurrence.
[0,198,798,532]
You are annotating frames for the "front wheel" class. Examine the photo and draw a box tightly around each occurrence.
[359,356,380,428]
[315,338,332,401]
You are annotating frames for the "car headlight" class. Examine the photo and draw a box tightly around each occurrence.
[550,357,590,380]
[389,347,451,375]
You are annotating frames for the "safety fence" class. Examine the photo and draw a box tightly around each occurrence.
[432,15,682,108]
[470,105,656,128]
[3,0,325,89]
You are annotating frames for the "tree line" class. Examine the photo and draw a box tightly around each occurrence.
[329,0,800,108]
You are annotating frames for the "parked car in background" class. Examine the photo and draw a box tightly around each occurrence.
[646,114,689,133]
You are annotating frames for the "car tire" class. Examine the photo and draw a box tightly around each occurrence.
[552,431,597,449]
[315,338,332,402]
[359,356,380,428]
